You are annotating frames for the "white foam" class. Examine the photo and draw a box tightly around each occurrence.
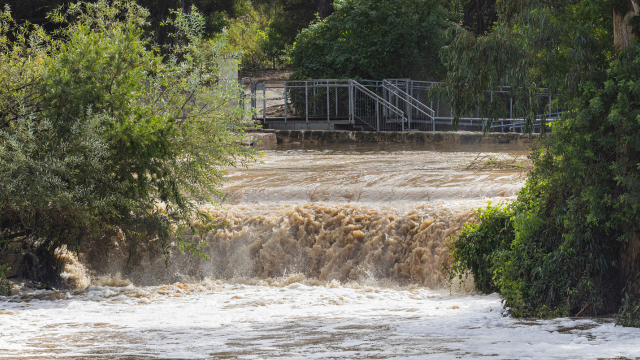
[1,280,639,358]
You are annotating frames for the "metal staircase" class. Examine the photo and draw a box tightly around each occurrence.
[382,80,435,131]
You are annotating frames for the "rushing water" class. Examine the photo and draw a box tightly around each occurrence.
[2,142,640,359]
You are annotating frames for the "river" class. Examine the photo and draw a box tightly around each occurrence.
[1,142,639,359]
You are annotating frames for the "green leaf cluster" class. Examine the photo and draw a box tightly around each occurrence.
[0,1,255,283]
[616,293,640,327]
[449,204,513,294]
[0,263,10,295]
[289,0,452,80]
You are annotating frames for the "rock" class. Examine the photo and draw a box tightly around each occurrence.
[248,133,277,148]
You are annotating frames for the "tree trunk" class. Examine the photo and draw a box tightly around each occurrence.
[317,0,334,19]
[181,0,193,15]
[463,0,498,36]
[614,0,640,49]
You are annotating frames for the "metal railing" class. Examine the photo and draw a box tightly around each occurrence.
[382,80,435,131]
[244,77,562,133]
[351,80,406,131]
[243,79,406,130]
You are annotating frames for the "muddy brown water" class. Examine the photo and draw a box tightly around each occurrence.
[5,142,587,360]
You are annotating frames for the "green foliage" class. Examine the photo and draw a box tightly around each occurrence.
[439,0,615,131]
[0,1,254,281]
[221,9,276,69]
[616,294,640,327]
[447,1,640,323]
[290,0,451,80]
[450,204,513,294]
[0,0,254,43]
[252,0,335,56]
[451,45,640,319]
[0,263,10,296]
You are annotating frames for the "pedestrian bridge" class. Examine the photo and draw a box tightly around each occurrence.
[242,78,561,133]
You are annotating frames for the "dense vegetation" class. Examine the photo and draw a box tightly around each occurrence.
[447,0,640,324]
[1,0,335,70]
[0,1,254,291]
[289,0,451,80]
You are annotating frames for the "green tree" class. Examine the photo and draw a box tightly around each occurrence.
[447,0,640,321]
[289,0,451,80]
[0,1,254,286]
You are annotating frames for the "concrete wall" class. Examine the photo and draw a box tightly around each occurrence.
[270,130,538,145]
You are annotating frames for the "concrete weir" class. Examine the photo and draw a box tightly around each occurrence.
[263,130,538,146]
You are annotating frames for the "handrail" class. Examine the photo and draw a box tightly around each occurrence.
[382,80,435,118]
[250,77,560,133]
[351,80,406,120]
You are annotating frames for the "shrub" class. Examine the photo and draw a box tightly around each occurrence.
[0,264,10,296]
[449,204,513,294]
[222,10,271,69]
[616,294,640,328]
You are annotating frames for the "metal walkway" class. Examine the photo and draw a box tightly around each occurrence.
[242,78,561,133]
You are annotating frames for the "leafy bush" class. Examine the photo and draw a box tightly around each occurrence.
[289,0,451,80]
[0,264,10,296]
[450,204,513,294]
[616,294,640,328]
[0,1,255,284]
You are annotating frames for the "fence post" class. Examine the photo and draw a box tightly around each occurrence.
[408,96,412,131]
[335,83,338,117]
[305,81,309,125]
[431,100,435,132]
[284,82,287,124]
[490,90,493,130]
[251,80,256,112]
[349,80,353,124]
[263,85,266,122]
[327,82,330,123]
[376,97,380,131]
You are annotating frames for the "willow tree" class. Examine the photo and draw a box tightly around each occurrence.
[447,0,640,322]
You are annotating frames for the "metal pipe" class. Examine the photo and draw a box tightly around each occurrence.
[305,82,309,124]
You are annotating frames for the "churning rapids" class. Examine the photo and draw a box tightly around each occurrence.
[2,142,640,359]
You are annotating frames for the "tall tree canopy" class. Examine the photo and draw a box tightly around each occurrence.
[0,0,252,44]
